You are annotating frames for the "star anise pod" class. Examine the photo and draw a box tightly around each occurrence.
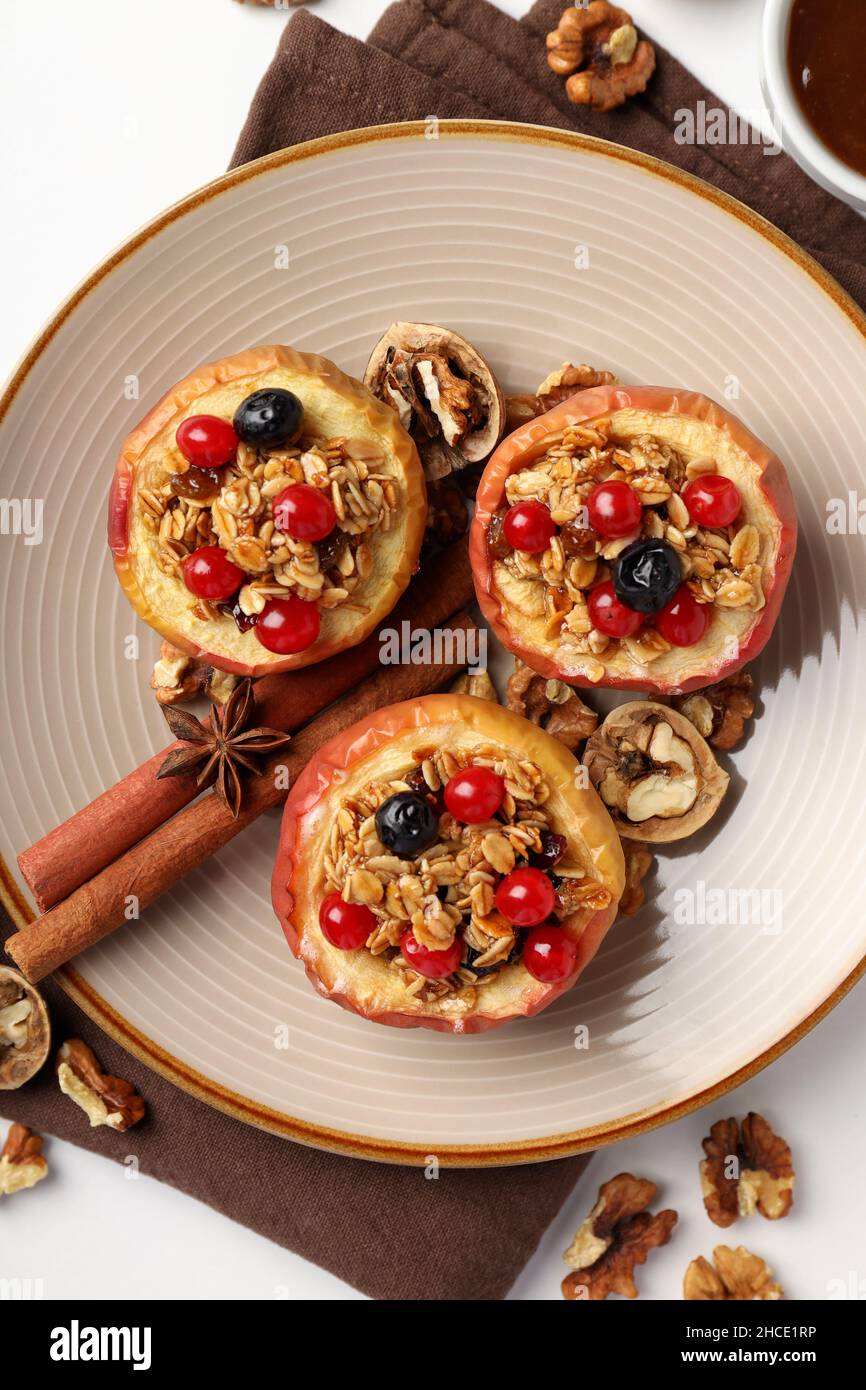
[156,678,291,818]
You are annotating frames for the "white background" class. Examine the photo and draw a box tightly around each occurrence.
[2,0,864,1302]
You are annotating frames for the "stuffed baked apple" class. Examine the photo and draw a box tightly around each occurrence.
[109,346,426,676]
[470,386,796,694]
[272,694,625,1033]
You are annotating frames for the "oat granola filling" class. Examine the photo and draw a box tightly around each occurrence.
[321,743,612,1005]
[490,417,765,674]
[140,431,397,631]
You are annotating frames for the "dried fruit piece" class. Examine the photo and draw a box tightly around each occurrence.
[56,1039,146,1132]
[364,322,505,479]
[0,1123,48,1195]
[562,1172,677,1300]
[584,702,728,841]
[0,965,51,1090]
[701,1112,795,1227]
[683,1245,784,1301]
[547,2,656,112]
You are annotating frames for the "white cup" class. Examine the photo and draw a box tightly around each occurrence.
[760,0,866,210]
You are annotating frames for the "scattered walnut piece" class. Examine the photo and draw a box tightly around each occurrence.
[150,639,239,708]
[0,1123,48,1195]
[562,1172,677,1300]
[0,965,51,1090]
[506,660,597,750]
[56,1039,145,1132]
[547,3,656,112]
[674,672,755,751]
[700,1112,794,1227]
[505,362,617,430]
[449,669,498,702]
[684,1245,784,1301]
[618,839,653,916]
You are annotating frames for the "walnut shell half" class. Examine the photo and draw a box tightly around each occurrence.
[364,322,505,479]
[0,966,51,1090]
[583,702,729,842]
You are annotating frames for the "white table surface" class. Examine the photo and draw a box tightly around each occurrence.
[2,0,864,1303]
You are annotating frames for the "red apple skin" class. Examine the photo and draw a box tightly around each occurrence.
[272,695,624,1034]
[108,345,425,678]
[470,385,798,695]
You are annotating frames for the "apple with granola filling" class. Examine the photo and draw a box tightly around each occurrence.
[272,694,625,1033]
[109,346,426,676]
[470,386,796,694]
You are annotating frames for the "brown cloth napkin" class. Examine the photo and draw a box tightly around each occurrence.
[5,0,866,1303]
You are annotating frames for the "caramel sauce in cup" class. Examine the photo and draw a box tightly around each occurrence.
[787,0,866,178]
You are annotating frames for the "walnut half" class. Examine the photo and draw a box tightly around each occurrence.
[57,1039,145,1132]
[701,1112,795,1227]
[0,965,51,1090]
[562,1172,678,1300]
[0,1123,48,1195]
[684,1245,783,1301]
[547,2,656,112]
[583,702,729,842]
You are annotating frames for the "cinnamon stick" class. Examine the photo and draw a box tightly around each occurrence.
[6,613,478,984]
[19,540,473,911]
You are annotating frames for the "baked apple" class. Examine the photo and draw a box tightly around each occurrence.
[272,694,625,1033]
[470,386,797,694]
[109,345,426,676]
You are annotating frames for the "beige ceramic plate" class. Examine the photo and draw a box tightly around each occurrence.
[1,122,865,1166]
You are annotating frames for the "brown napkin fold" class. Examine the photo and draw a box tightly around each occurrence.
[233,0,866,305]
[5,0,866,1303]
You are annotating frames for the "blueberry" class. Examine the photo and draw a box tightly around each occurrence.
[375,792,438,858]
[233,389,304,449]
[612,537,682,615]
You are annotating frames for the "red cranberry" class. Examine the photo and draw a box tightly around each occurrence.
[495,867,555,927]
[181,546,245,601]
[502,500,556,553]
[273,483,337,543]
[400,930,462,979]
[655,585,710,646]
[319,893,376,950]
[682,474,741,527]
[255,595,321,654]
[176,415,238,469]
[443,766,505,824]
[523,926,578,983]
[587,481,642,538]
[587,580,643,637]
